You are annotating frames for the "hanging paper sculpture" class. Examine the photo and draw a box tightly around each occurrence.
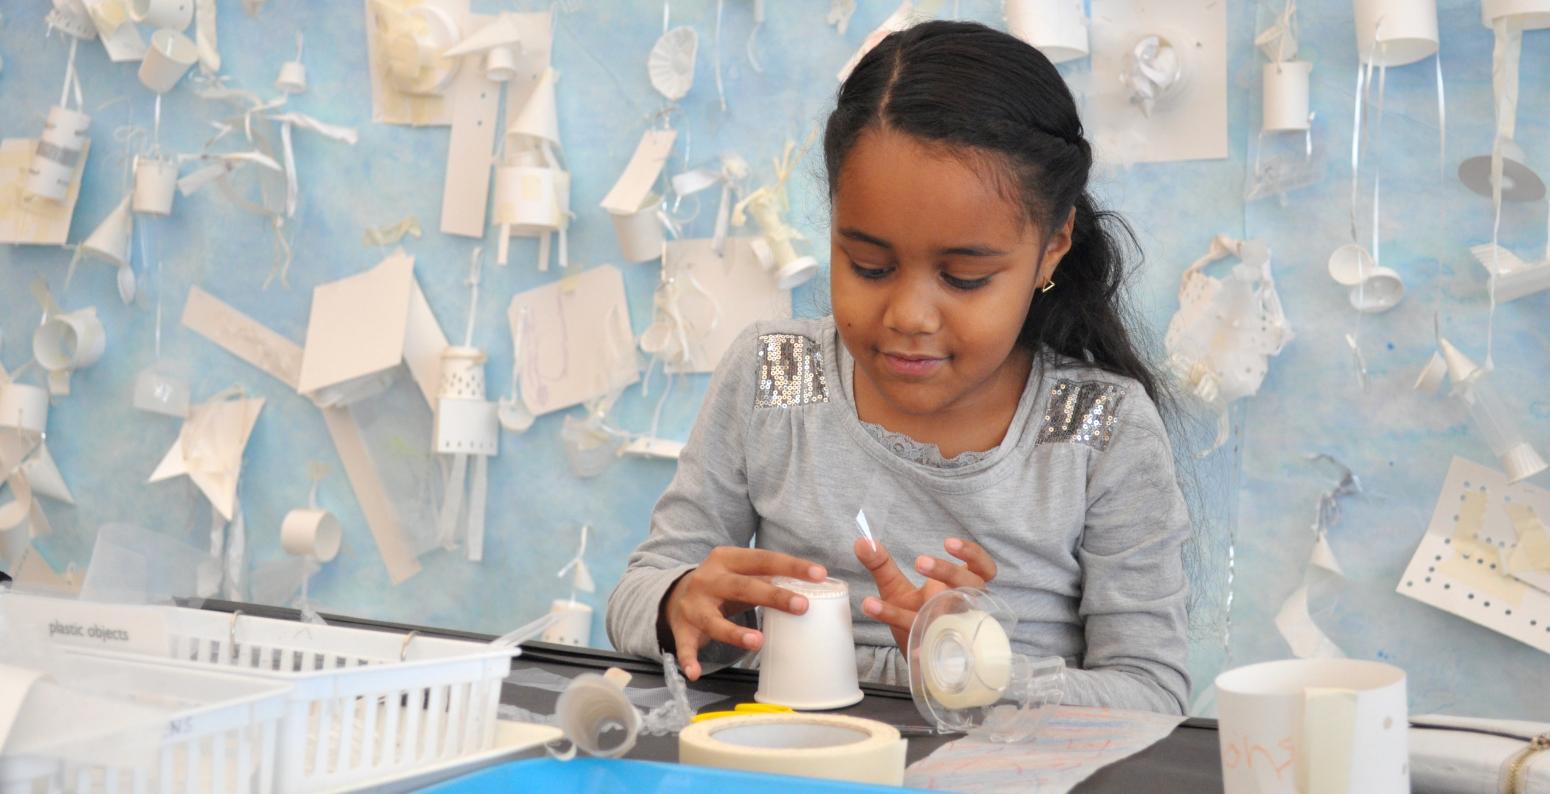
[649,26,698,103]
[434,250,500,563]
[1004,0,1088,64]
[543,524,596,646]
[493,66,570,268]
[181,249,453,586]
[731,139,820,289]
[1353,0,1438,67]
[1164,235,1294,454]
[1274,455,1357,660]
[498,307,536,434]
[1469,243,1550,303]
[29,280,105,397]
[1257,1,1311,134]
[148,389,264,601]
[601,130,678,263]
[1437,338,1546,484]
[1,28,90,247]
[0,364,73,547]
[1326,243,1404,313]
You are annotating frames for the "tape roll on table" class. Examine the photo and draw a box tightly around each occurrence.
[921,609,1012,710]
[678,713,906,786]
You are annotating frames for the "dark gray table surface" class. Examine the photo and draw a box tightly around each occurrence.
[194,600,1224,792]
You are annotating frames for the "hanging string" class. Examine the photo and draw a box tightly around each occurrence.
[59,36,82,110]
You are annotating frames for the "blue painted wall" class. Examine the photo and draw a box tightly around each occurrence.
[2,0,1547,719]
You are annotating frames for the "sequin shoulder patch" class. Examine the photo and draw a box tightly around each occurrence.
[1036,379,1128,451]
[756,333,830,408]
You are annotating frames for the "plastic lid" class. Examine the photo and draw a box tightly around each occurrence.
[1501,443,1548,484]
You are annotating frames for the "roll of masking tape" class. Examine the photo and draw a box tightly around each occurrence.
[921,609,1012,710]
[678,713,906,786]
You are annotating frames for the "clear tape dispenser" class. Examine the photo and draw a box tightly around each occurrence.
[908,587,1066,743]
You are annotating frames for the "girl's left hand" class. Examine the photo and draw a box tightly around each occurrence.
[853,537,999,651]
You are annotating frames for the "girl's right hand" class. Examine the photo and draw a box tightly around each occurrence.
[662,547,828,681]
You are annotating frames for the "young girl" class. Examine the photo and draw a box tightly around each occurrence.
[606,20,1191,715]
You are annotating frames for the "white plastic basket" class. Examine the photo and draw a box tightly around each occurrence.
[1,652,290,794]
[3,595,516,793]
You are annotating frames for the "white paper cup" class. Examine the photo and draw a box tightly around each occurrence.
[1216,659,1408,794]
[137,29,198,93]
[436,399,499,456]
[756,577,864,710]
[1262,61,1312,133]
[1354,0,1439,66]
[1349,266,1405,314]
[127,0,192,31]
[541,599,593,646]
[275,60,307,94]
[1327,244,1375,286]
[609,194,665,264]
[0,382,50,434]
[1004,0,1088,63]
[33,308,106,373]
[485,45,518,82]
[132,156,178,215]
[281,508,342,562]
[1481,0,1550,27]
[24,106,90,203]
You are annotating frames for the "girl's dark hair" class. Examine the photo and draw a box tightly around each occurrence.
[822,20,1163,404]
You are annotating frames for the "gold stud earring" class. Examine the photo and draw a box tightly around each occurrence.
[1041,279,1056,293]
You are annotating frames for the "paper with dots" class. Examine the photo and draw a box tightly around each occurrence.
[1398,457,1550,655]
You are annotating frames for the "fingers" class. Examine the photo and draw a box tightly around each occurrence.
[716,576,810,616]
[861,595,916,632]
[945,537,998,583]
[854,538,918,602]
[914,553,986,590]
[670,621,704,682]
[712,547,826,582]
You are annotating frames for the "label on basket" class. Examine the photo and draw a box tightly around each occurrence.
[2,594,171,655]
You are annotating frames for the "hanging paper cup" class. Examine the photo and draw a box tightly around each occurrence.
[610,193,665,264]
[131,156,178,215]
[1481,0,1550,28]
[1004,0,1088,64]
[1216,659,1408,794]
[275,60,307,94]
[138,29,199,93]
[127,0,193,31]
[1413,351,1448,394]
[1262,61,1312,133]
[1348,266,1405,313]
[33,308,107,374]
[0,382,50,435]
[484,46,518,83]
[281,508,342,562]
[1353,0,1438,66]
[24,106,91,204]
[1327,244,1376,286]
[541,599,593,647]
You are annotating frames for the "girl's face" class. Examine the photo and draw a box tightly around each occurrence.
[830,127,1072,417]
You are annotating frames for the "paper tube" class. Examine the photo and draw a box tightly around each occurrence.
[492,165,565,228]
[137,28,198,93]
[679,714,907,787]
[127,0,192,31]
[33,308,106,373]
[755,577,863,710]
[281,508,341,562]
[1004,0,1088,63]
[436,400,499,456]
[275,60,306,94]
[1481,0,1550,28]
[24,106,91,204]
[540,599,593,646]
[484,46,518,82]
[555,669,641,758]
[610,194,665,264]
[131,156,178,215]
[1262,61,1312,133]
[1215,659,1407,794]
[0,382,49,434]
[1353,0,1438,66]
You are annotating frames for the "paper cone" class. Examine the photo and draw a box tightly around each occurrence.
[1437,338,1480,384]
[80,196,133,269]
[507,67,559,148]
[1353,0,1438,66]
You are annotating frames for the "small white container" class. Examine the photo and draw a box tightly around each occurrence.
[755,577,863,711]
[280,508,342,562]
[24,106,91,203]
[540,599,593,647]
[132,156,179,215]
[609,193,666,264]
[1262,61,1312,133]
[138,28,199,93]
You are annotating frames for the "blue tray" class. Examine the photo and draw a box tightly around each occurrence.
[424,758,915,792]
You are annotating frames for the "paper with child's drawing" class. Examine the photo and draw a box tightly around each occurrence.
[149,395,265,522]
[904,705,1183,792]
[1086,0,1227,163]
[507,266,638,416]
[0,139,90,245]
[665,238,791,374]
[1398,456,1550,655]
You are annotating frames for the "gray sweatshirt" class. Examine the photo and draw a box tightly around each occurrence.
[606,316,1191,714]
